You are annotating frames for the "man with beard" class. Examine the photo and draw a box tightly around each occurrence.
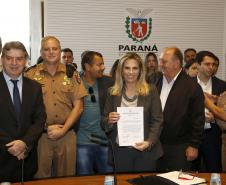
[76,51,113,175]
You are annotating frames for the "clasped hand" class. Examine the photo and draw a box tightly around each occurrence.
[47,124,66,140]
[6,140,27,160]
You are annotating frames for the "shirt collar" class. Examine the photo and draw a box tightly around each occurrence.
[3,70,23,82]
[197,75,212,86]
[163,69,182,84]
[37,62,66,73]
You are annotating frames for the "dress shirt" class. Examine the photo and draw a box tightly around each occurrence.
[197,76,213,129]
[197,76,212,94]
[3,71,23,102]
[160,70,182,110]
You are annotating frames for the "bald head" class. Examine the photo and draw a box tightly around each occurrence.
[159,47,183,81]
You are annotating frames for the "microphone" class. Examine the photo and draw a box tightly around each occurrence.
[108,137,117,185]
[21,146,29,185]
[66,63,77,78]
[103,130,118,185]
[21,159,24,185]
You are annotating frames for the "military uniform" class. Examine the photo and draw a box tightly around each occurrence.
[25,63,87,178]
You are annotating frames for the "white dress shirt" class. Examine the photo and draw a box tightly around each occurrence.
[197,76,212,129]
[160,70,182,110]
[3,71,23,102]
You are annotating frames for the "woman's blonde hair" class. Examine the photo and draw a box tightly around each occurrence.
[110,52,149,96]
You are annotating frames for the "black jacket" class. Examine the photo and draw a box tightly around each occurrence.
[150,71,205,148]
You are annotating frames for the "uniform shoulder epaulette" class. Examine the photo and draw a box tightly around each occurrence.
[25,64,37,72]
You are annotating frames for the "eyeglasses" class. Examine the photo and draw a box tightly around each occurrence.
[88,87,96,103]
[178,170,195,180]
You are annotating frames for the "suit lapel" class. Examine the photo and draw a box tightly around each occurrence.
[113,95,122,111]
[212,77,219,95]
[21,77,30,124]
[137,95,145,107]
[0,72,17,119]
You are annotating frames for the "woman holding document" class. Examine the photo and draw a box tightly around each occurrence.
[101,52,163,172]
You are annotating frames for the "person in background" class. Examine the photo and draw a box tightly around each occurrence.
[184,48,196,64]
[61,48,74,64]
[204,93,226,121]
[109,59,119,81]
[204,92,226,172]
[25,36,87,178]
[36,56,43,65]
[61,48,77,70]
[184,59,199,77]
[205,53,226,172]
[0,41,46,182]
[101,52,163,172]
[144,52,159,81]
[149,47,205,172]
[76,51,113,175]
[212,55,219,76]
[194,50,226,172]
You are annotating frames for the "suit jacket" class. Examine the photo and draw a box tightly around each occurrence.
[97,75,114,115]
[101,84,163,160]
[0,72,46,182]
[211,76,226,96]
[150,71,205,148]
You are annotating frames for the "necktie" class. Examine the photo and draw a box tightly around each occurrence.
[10,79,22,121]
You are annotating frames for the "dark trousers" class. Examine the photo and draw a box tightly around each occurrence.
[113,146,157,173]
[157,143,191,172]
[0,150,37,182]
[192,124,222,172]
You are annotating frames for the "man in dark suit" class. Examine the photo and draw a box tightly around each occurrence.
[0,41,46,182]
[150,47,205,171]
[195,51,226,172]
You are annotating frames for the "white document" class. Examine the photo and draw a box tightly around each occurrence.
[157,171,207,185]
[117,107,144,146]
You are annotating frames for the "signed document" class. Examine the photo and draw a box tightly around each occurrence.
[117,107,144,146]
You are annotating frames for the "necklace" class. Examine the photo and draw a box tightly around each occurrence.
[122,90,138,102]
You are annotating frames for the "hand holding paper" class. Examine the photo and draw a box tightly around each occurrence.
[108,112,120,124]
[134,141,150,151]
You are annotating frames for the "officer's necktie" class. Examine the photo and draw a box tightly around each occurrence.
[10,79,22,121]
